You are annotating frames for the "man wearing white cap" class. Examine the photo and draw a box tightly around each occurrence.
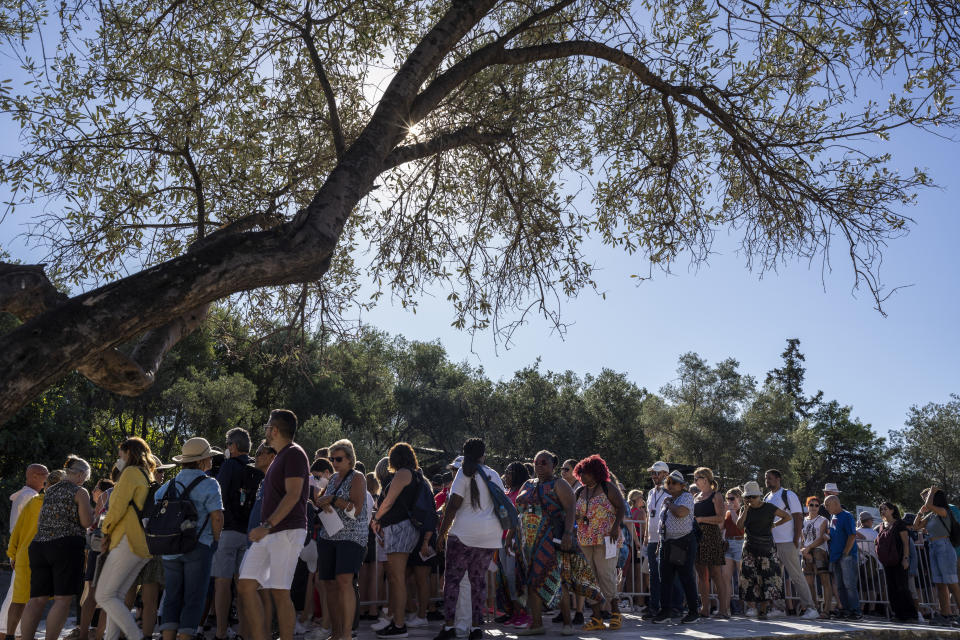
[643,461,681,618]
[818,483,842,519]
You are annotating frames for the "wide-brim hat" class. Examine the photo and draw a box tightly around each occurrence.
[823,482,842,493]
[666,470,687,485]
[742,480,763,498]
[172,437,221,464]
[150,454,175,470]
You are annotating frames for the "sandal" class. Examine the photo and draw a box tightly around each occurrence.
[582,616,605,631]
[607,612,622,630]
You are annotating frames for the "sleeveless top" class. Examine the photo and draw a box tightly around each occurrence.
[320,470,369,547]
[34,480,84,541]
[802,515,828,551]
[694,490,717,517]
[724,511,745,537]
[575,484,617,546]
[377,468,419,527]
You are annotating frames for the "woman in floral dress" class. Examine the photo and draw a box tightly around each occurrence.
[513,450,603,636]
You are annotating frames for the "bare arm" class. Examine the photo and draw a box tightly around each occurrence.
[210,509,224,542]
[807,518,829,551]
[556,478,577,550]
[605,482,626,541]
[76,487,94,529]
[437,493,463,546]
[736,506,749,529]
[774,508,792,529]
[345,473,367,514]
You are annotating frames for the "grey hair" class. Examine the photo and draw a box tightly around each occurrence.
[375,456,392,487]
[64,455,91,484]
[226,427,251,453]
[329,439,356,468]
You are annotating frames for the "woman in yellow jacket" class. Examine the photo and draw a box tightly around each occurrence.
[95,437,156,640]
[5,470,62,636]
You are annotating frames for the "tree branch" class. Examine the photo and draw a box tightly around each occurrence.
[301,13,346,160]
[382,126,512,171]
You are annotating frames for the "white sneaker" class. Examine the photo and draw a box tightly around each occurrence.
[767,608,786,618]
[745,607,757,617]
[406,616,428,628]
[295,620,307,636]
[917,613,926,624]
[801,608,820,620]
[371,618,392,632]
[305,629,330,640]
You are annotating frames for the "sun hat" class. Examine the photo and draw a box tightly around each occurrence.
[150,454,175,470]
[823,482,842,493]
[666,470,687,485]
[741,481,763,498]
[171,437,222,464]
[647,461,669,473]
[859,511,874,523]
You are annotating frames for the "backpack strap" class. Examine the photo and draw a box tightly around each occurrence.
[180,474,210,501]
[128,466,151,519]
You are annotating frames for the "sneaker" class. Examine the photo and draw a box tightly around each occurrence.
[745,607,757,617]
[468,630,482,640]
[375,623,408,638]
[494,614,511,625]
[371,619,392,632]
[680,612,701,624]
[294,621,307,637]
[560,626,577,636]
[847,612,863,621]
[304,629,330,640]
[551,613,564,624]
[572,612,584,626]
[917,613,926,624]
[406,616,428,628]
[801,608,820,620]
[433,629,457,640]
[767,608,786,618]
[510,613,531,628]
[650,612,671,624]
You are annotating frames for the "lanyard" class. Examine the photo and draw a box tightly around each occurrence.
[649,487,667,519]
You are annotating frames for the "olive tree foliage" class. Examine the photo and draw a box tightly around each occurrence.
[0,0,957,419]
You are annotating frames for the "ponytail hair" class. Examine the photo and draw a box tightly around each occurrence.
[461,438,485,510]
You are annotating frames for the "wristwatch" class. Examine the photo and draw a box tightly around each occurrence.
[260,521,274,530]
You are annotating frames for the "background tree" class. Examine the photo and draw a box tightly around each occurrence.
[890,396,960,503]
[765,338,823,420]
[1,0,958,416]
[789,400,893,507]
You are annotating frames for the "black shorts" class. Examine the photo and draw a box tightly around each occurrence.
[364,528,377,564]
[84,549,100,583]
[406,532,438,568]
[317,539,365,580]
[29,536,85,597]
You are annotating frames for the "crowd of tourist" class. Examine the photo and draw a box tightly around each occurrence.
[3,408,960,640]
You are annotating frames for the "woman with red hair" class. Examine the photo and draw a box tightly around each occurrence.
[573,455,626,631]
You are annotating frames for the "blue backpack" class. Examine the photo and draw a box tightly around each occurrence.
[477,466,519,532]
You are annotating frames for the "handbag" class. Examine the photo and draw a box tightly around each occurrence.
[665,537,689,566]
[90,550,109,589]
[86,528,104,552]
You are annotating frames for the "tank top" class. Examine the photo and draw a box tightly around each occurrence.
[744,502,778,554]
[377,468,419,527]
[34,480,84,541]
[320,470,369,546]
[802,515,828,550]
[724,511,744,538]
[575,484,617,546]
[694,490,717,517]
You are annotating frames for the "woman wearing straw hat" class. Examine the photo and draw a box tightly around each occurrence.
[155,438,224,640]
[736,481,791,620]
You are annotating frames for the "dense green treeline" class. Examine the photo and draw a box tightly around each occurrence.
[1,314,957,536]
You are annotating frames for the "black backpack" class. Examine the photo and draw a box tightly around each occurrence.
[408,471,439,534]
[129,467,161,524]
[237,463,264,525]
[142,475,210,555]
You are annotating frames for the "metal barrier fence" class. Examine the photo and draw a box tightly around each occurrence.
[351,521,955,620]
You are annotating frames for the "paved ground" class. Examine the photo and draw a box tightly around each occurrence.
[349,613,960,639]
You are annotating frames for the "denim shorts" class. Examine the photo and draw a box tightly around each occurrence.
[929,537,959,584]
[724,538,743,563]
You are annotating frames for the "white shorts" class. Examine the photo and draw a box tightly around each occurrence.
[239,528,305,590]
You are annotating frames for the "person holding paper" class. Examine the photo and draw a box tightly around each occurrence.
[572,455,625,631]
[316,439,369,640]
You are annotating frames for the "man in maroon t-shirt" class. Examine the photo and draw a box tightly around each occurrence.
[238,409,309,640]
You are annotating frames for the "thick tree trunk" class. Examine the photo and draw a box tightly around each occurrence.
[0,0,500,422]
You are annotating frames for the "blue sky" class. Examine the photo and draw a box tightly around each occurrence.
[358,125,960,437]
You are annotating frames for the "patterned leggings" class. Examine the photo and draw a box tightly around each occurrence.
[443,535,495,626]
